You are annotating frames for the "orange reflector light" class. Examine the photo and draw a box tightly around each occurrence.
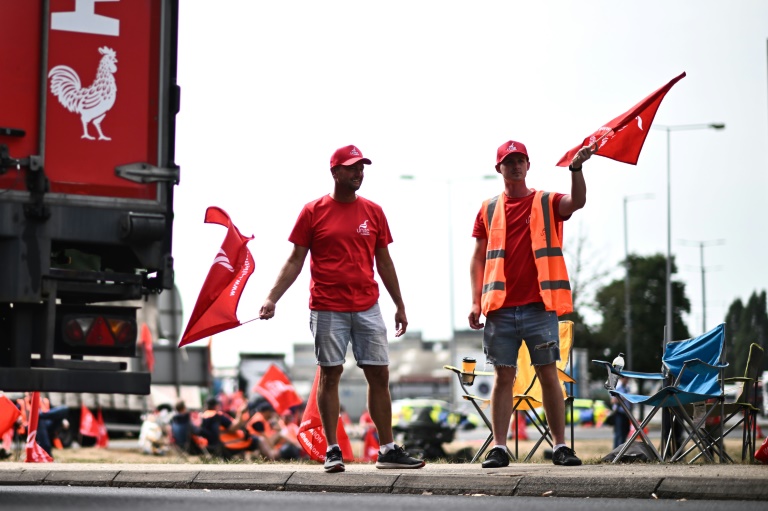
[62,317,136,347]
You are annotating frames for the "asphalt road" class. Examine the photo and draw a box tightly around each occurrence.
[1,486,762,511]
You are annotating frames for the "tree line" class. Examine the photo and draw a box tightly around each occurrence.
[563,250,768,382]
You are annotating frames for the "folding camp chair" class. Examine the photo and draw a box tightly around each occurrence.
[690,342,764,463]
[445,320,576,463]
[594,323,728,464]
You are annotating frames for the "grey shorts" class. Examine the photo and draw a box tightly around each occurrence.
[483,303,560,367]
[310,303,389,367]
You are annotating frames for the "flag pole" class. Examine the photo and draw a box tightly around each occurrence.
[590,129,613,152]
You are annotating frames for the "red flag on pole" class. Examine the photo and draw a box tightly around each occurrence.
[140,323,155,373]
[96,408,109,448]
[0,395,20,435]
[24,392,53,463]
[254,364,303,415]
[79,403,100,438]
[179,207,255,347]
[297,367,354,463]
[556,72,686,167]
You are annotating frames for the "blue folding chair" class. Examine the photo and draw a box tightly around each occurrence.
[593,323,728,463]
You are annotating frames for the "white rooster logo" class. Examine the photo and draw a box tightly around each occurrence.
[48,46,118,141]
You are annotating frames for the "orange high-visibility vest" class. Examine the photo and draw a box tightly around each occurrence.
[480,191,573,316]
[201,409,252,451]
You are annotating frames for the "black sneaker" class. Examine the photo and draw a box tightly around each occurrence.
[481,447,510,468]
[375,445,425,469]
[552,446,582,466]
[324,446,345,473]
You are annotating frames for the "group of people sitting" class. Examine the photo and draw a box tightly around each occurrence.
[1,392,71,460]
[139,395,306,462]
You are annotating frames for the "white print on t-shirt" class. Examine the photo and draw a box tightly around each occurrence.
[357,220,370,236]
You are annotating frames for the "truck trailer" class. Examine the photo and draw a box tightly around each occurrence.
[0,0,180,397]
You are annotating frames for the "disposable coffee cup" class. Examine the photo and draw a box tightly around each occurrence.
[461,357,476,385]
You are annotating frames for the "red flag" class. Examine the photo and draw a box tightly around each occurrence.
[297,367,354,463]
[0,395,20,435]
[362,426,380,462]
[96,408,109,447]
[755,436,768,464]
[24,392,53,463]
[254,364,303,415]
[79,403,100,438]
[179,207,255,347]
[140,323,155,373]
[1,428,12,453]
[556,72,686,167]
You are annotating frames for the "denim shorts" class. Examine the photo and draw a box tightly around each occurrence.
[483,303,560,367]
[310,303,389,367]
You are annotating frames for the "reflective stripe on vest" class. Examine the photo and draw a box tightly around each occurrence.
[530,191,573,315]
[480,191,573,316]
[480,194,506,314]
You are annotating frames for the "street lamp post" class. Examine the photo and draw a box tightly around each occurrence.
[623,193,653,371]
[400,174,496,405]
[679,239,725,332]
[653,123,725,342]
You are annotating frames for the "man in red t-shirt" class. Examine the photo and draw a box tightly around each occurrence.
[259,145,424,473]
[468,140,593,468]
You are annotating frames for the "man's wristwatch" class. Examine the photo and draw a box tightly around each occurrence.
[568,165,582,172]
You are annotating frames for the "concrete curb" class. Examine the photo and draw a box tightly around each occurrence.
[0,462,767,500]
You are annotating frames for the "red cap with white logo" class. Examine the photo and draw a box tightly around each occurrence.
[330,145,372,168]
[496,140,529,164]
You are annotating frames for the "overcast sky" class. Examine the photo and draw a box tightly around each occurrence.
[172,0,768,368]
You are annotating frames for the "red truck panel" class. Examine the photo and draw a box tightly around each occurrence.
[1,0,162,200]
[0,1,42,193]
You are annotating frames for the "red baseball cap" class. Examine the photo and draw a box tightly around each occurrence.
[330,145,372,168]
[496,140,529,164]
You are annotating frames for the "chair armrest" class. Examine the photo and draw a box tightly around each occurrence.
[461,394,491,411]
[723,376,752,384]
[620,369,665,380]
[443,364,494,378]
[592,360,664,380]
[681,359,728,374]
[557,368,576,384]
[675,359,728,385]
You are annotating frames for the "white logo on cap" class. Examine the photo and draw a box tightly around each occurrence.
[508,143,517,151]
[350,148,360,156]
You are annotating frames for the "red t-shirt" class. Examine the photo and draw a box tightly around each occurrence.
[289,194,393,312]
[472,191,568,308]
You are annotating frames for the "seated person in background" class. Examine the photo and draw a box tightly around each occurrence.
[246,400,302,461]
[169,400,206,454]
[138,407,169,456]
[199,397,271,461]
[17,393,70,459]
